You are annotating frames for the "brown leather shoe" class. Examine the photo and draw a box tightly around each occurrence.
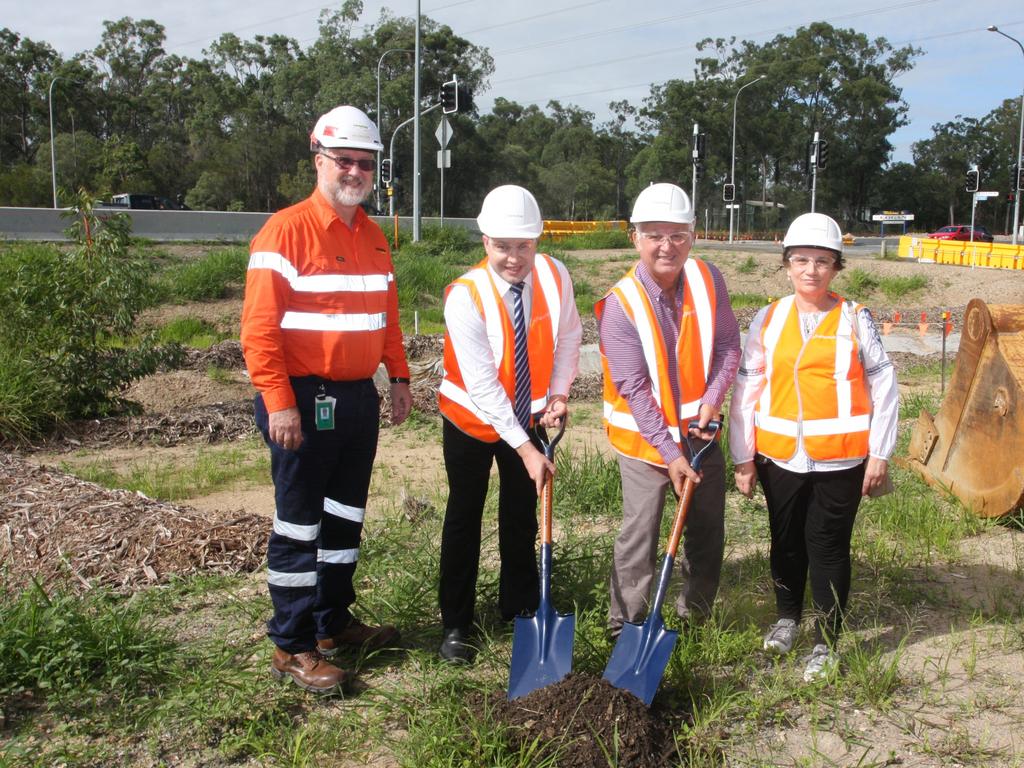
[317,619,401,658]
[270,647,350,694]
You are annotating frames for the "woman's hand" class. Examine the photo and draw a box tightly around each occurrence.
[862,456,889,497]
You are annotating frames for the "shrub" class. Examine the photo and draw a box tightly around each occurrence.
[0,193,171,438]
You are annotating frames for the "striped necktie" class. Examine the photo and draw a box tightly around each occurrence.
[508,282,532,430]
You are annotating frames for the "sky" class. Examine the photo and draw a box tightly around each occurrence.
[5,0,1023,163]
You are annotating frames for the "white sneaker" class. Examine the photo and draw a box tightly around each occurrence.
[803,643,838,682]
[762,618,798,654]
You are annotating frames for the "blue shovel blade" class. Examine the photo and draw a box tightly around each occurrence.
[508,604,576,700]
[602,613,678,707]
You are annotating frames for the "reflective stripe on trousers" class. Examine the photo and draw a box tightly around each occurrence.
[255,376,380,653]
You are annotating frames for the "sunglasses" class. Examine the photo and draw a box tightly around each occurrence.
[317,152,375,172]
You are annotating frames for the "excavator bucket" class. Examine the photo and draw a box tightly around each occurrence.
[907,299,1024,518]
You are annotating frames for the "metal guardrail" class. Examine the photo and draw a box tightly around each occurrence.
[0,207,483,243]
[1,207,632,245]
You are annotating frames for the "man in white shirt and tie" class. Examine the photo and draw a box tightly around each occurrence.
[435,185,583,663]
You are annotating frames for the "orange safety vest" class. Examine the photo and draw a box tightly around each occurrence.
[438,254,563,442]
[594,259,717,467]
[753,294,871,462]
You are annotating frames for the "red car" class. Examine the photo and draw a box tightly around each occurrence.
[926,225,994,242]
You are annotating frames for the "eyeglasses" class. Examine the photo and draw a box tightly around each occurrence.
[788,256,836,270]
[317,152,375,172]
[637,231,691,246]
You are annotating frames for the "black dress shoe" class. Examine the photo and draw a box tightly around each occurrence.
[439,627,473,664]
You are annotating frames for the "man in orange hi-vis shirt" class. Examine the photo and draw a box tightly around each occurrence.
[241,105,410,695]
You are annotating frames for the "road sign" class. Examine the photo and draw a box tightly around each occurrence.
[974,191,998,200]
[437,149,451,168]
[872,213,915,222]
[725,203,741,210]
[435,117,453,148]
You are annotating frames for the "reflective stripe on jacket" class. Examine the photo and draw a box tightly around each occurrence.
[240,189,408,413]
[438,254,562,442]
[595,258,717,467]
[754,294,871,461]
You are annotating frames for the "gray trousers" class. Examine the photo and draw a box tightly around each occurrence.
[609,447,726,627]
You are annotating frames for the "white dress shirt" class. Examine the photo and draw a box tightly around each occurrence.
[443,258,583,449]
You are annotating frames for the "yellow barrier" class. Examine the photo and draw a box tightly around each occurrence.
[898,236,1024,270]
[541,219,628,242]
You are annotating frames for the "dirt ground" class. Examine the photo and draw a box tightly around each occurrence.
[6,245,1024,765]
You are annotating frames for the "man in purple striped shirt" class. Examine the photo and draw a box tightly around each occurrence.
[596,183,740,638]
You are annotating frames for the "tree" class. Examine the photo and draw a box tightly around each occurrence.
[638,23,919,228]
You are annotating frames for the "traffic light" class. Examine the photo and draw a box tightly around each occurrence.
[816,140,829,170]
[380,158,392,185]
[1017,164,1024,192]
[440,77,459,114]
[723,183,735,203]
[694,159,705,179]
[804,140,814,174]
[693,132,707,161]
[965,167,979,192]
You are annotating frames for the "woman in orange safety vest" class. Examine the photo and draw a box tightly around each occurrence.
[729,212,898,683]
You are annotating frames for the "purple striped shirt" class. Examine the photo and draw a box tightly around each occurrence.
[598,259,740,465]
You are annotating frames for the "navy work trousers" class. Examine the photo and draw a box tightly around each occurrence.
[255,376,379,653]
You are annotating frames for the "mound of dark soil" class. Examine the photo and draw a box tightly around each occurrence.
[478,673,686,768]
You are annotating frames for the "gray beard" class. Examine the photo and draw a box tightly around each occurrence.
[327,179,370,208]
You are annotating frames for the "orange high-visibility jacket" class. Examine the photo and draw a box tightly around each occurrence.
[240,190,409,413]
[438,254,563,442]
[595,259,717,467]
[753,294,870,461]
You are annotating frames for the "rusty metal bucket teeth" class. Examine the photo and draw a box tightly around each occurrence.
[906,299,1024,517]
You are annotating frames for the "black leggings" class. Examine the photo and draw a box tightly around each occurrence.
[756,458,866,646]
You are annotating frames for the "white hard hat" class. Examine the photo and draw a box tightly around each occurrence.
[310,106,383,152]
[476,185,544,238]
[630,183,695,225]
[783,212,843,254]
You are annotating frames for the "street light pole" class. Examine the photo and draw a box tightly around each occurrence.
[48,75,61,209]
[375,48,413,212]
[988,26,1024,245]
[728,74,766,243]
[388,103,440,217]
[413,0,422,242]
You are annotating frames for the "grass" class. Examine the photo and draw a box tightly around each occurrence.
[541,228,632,250]
[839,268,880,300]
[730,292,771,309]
[5,359,1021,767]
[153,247,249,302]
[60,437,268,501]
[879,275,929,301]
[156,316,228,348]
[737,255,758,274]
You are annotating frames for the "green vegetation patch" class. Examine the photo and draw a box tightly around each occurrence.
[154,246,249,302]
[63,438,268,501]
[730,292,771,310]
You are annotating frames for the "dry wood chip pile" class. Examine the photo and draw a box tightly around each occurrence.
[32,401,257,452]
[0,453,268,595]
[180,340,246,370]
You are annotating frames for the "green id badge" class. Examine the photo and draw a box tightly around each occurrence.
[314,395,336,430]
